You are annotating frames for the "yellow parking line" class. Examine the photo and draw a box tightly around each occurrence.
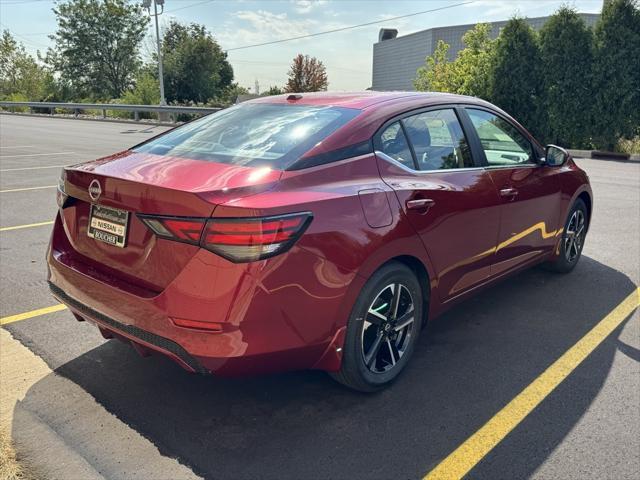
[1,304,68,326]
[0,185,56,193]
[0,221,54,232]
[423,286,640,480]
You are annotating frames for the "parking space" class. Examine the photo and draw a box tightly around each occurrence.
[1,114,638,479]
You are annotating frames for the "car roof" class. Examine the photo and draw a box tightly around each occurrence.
[247,91,486,110]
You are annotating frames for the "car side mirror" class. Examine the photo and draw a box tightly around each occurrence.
[544,144,569,167]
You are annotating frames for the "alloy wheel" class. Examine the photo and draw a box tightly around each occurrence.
[361,283,415,374]
[564,209,585,263]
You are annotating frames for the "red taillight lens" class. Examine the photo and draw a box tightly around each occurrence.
[202,213,313,263]
[138,216,206,245]
[138,212,312,262]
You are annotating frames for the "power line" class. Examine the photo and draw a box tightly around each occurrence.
[164,0,215,14]
[0,23,50,48]
[225,1,476,52]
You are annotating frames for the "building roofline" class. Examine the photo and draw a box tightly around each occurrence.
[373,12,600,46]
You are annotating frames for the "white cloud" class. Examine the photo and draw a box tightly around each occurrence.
[292,0,329,15]
[216,9,318,49]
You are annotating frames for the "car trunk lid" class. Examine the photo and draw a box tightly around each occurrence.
[58,150,281,291]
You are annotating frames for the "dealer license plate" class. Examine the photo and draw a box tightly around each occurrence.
[88,204,129,248]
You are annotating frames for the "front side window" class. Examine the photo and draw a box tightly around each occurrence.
[466,109,534,166]
[133,103,361,170]
[379,122,415,169]
[402,109,473,170]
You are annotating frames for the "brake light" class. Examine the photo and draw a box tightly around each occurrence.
[202,213,313,263]
[137,212,312,262]
[138,216,206,245]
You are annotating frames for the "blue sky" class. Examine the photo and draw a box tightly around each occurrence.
[1,0,604,91]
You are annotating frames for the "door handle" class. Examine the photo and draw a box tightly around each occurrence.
[406,198,435,210]
[500,188,518,198]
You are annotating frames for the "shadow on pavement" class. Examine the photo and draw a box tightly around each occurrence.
[15,256,638,479]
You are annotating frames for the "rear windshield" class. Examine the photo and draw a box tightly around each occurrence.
[133,103,361,169]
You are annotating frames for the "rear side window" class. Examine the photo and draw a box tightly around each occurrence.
[379,122,415,169]
[133,103,361,170]
[466,109,534,166]
[402,109,473,170]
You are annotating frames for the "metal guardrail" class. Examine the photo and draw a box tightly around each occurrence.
[0,101,221,123]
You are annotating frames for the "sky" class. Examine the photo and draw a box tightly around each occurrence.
[0,0,604,91]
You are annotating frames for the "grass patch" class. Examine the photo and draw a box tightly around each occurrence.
[0,427,34,480]
[617,136,640,155]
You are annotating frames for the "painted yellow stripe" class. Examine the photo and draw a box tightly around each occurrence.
[0,221,54,232]
[0,185,56,193]
[423,286,640,480]
[0,304,67,326]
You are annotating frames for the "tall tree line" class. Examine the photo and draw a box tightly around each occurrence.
[415,0,640,151]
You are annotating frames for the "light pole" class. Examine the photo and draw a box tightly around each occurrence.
[143,0,166,106]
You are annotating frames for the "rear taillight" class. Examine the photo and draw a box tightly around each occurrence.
[138,212,312,263]
[202,213,313,262]
[138,216,206,245]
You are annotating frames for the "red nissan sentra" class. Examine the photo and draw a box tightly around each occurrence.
[48,92,592,391]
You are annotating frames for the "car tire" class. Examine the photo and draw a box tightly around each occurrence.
[330,261,424,392]
[545,198,588,273]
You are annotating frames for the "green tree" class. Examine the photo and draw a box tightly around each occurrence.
[0,30,49,100]
[261,85,284,96]
[592,0,640,150]
[454,23,495,100]
[490,17,545,139]
[213,83,249,105]
[46,0,148,99]
[120,71,160,105]
[414,40,458,92]
[414,25,495,99]
[285,54,328,92]
[539,7,594,148]
[161,21,234,103]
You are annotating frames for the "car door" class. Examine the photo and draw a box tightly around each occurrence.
[463,107,563,277]
[375,106,502,302]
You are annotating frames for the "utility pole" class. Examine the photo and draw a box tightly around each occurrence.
[143,0,166,106]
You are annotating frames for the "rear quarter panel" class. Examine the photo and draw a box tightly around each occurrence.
[214,154,439,332]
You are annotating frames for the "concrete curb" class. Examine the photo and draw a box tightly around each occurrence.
[568,149,640,162]
[0,328,202,480]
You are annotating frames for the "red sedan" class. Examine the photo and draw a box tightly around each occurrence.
[48,92,592,391]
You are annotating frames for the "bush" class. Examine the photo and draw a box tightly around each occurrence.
[617,135,640,154]
[112,72,161,120]
[2,92,29,112]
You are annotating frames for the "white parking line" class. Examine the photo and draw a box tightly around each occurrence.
[0,152,74,159]
[0,165,68,172]
[0,185,57,193]
[0,145,36,149]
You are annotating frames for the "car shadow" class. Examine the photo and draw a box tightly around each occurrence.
[13,256,638,480]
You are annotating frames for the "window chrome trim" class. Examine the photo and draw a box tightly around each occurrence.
[374,150,485,174]
[482,164,540,170]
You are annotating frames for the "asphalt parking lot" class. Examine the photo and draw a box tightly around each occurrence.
[1,114,639,480]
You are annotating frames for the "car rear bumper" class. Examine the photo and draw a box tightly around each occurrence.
[49,281,208,373]
[47,213,359,376]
